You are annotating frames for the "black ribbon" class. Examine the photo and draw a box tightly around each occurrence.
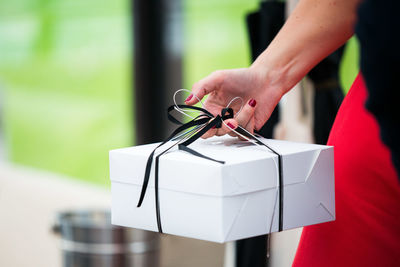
[236,127,284,232]
[136,104,284,233]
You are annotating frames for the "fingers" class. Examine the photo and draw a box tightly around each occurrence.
[238,117,255,141]
[234,98,257,132]
[225,98,257,138]
[203,98,257,139]
[201,125,218,139]
[215,119,238,136]
[245,117,255,135]
[185,71,225,105]
[202,119,235,139]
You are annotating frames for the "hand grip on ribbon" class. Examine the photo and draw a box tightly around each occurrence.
[136,90,284,235]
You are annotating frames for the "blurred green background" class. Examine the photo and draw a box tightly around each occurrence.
[0,0,132,185]
[0,0,358,186]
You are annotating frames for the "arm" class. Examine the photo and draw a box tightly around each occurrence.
[186,0,361,136]
[252,0,360,98]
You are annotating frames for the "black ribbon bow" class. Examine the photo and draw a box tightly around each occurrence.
[136,104,284,234]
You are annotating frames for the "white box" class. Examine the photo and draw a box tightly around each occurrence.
[110,136,335,243]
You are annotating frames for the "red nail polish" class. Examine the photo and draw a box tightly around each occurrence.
[212,126,216,129]
[185,94,193,102]
[227,122,235,129]
[248,98,257,107]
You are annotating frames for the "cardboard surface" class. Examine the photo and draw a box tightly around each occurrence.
[110,136,335,242]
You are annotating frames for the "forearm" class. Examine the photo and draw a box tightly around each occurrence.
[252,0,361,96]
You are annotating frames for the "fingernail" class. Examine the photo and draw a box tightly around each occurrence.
[227,122,236,129]
[248,98,257,107]
[185,94,193,102]
[212,125,216,129]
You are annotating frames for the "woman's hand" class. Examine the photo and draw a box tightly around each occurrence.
[185,67,283,138]
[185,0,360,139]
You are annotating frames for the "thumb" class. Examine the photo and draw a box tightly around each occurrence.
[185,70,225,105]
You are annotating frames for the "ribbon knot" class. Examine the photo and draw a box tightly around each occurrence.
[136,103,284,234]
[214,107,234,128]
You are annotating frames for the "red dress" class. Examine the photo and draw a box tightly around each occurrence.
[293,74,400,266]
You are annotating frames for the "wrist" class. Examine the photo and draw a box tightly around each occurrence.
[249,56,291,100]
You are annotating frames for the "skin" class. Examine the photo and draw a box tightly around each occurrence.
[185,0,361,138]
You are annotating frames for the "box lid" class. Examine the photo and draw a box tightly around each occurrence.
[109,136,330,197]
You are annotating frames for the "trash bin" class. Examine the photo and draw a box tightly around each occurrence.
[53,210,160,267]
